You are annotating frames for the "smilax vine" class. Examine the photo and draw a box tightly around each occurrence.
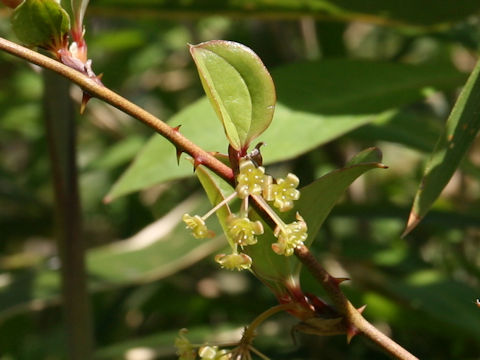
[0,1,424,359]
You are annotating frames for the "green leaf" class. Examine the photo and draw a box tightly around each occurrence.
[11,0,70,50]
[403,59,480,236]
[291,148,387,275]
[0,198,224,320]
[106,59,464,201]
[273,59,465,115]
[298,148,386,245]
[90,0,480,27]
[377,270,480,336]
[190,40,276,151]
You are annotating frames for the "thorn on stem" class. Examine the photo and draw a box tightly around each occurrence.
[346,325,360,344]
[176,148,183,165]
[193,156,204,171]
[80,92,91,114]
[357,304,367,314]
[332,277,350,286]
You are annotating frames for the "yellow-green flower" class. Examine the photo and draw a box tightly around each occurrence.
[182,214,213,239]
[215,252,252,271]
[236,160,270,199]
[227,215,264,247]
[264,173,300,212]
[198,346,230,360]
[272,213,308,256]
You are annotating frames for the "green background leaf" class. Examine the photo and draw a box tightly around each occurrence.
[0,199,224,320]
[404,59,480,235]
[106,59,464,200]
[90,0,480,27]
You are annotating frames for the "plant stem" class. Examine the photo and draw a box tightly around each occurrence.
[43,70,94,360]
[295,244,418,360]
[0,36,234,190]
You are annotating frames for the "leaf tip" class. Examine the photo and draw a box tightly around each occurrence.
[103,194,112,204]
[402,211,422,237]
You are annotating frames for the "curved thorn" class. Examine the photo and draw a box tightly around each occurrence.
[357,304,367,314]
[346,325,360,344]
[80,92,91,114]
[176,148,183,165]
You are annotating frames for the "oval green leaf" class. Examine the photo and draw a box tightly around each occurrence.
[190,40,276,151]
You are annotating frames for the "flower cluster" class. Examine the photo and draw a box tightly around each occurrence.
[182,158,308,270]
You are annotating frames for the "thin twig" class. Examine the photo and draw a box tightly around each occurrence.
[295,245,418,360]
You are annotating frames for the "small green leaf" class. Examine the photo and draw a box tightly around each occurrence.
[11,0,70,50]
[190,40,276,151]
[403,59,480,236]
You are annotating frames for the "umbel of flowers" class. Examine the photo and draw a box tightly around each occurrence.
[183,158,307,271]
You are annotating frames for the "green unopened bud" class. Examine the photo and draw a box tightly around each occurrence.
[11,0,70,50]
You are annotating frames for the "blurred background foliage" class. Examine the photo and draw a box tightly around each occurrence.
[1,1,480,359]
